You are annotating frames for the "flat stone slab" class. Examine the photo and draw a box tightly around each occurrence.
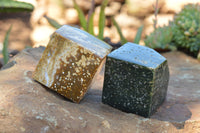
[0,47,200,132]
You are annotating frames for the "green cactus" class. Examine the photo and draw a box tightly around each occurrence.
[0,0,34,12]
[172,4,200,58]
[144,26,176,51]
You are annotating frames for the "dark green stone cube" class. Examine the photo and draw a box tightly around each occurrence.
[102,42,169,117]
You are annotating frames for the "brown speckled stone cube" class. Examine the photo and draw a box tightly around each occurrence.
[33,25,112,103]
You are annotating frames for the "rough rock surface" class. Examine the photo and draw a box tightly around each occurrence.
[126,0,165,17]
[0,47,200,132]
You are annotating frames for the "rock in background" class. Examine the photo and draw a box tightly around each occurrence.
[28,0,200,47]
[0,0,200,68]
[1,0,200,50]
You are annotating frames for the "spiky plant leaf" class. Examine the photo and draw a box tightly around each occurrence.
[112,17,127,45]
[133,25,144,44]
[73,0,87,31]
[98,0,108,40]
[44,15,62,29]
[88,13,95,36]
[3,25,12,65]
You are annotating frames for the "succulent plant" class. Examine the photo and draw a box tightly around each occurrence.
[172,4,200,59]
[0,0,34,12]
[144,26,176,51]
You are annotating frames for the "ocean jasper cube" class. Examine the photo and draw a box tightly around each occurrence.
[33,25,112,103]
[102,42,169,117]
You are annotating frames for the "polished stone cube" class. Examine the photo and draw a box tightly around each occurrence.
[102,42,169,117]
[33,25,112,103]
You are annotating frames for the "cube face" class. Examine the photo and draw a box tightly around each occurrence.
[102,43,169,117]
[33,25,112,103]
[102,58,153,116]
[151,61,169,114]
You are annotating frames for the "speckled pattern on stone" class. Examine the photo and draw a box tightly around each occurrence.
[33,25,112,103]
[102,43,169,117]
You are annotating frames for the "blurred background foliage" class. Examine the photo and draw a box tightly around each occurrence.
[0,0,200,67]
